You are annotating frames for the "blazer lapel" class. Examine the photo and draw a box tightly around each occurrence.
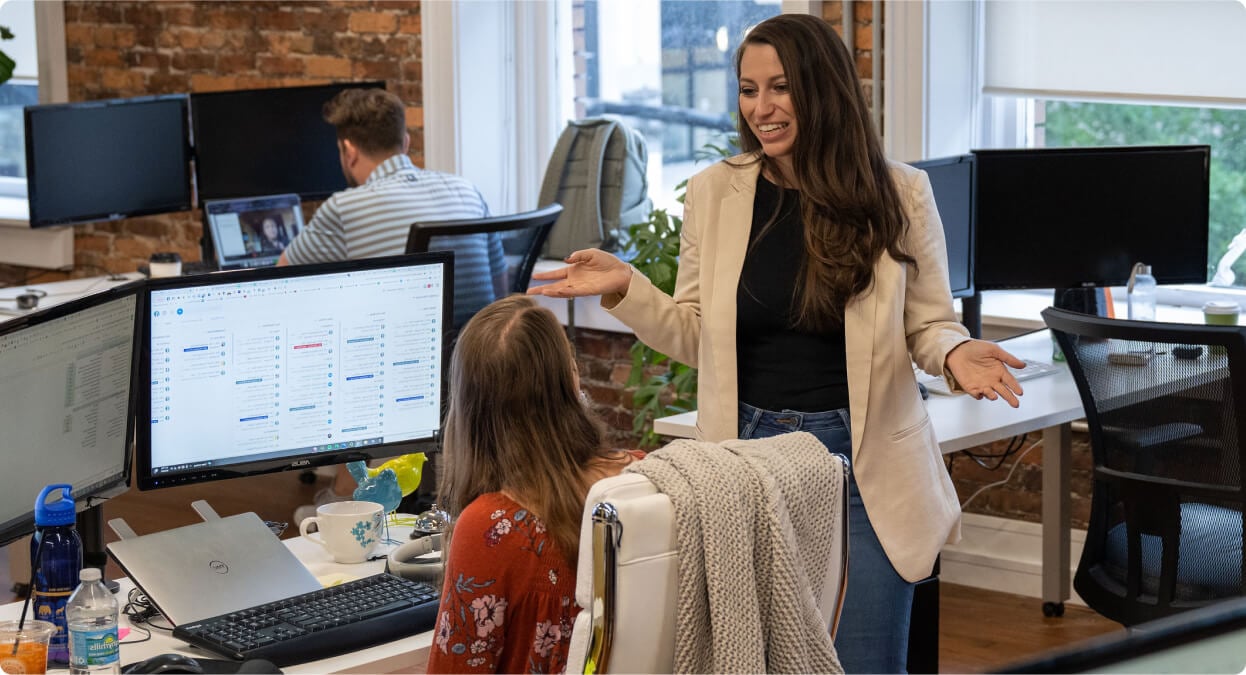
[709,163,758,433]
[844,263,879,454]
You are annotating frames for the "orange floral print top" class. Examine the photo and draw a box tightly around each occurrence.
[426,493,578,674]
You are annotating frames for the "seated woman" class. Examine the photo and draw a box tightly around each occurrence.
[427,295,639,674]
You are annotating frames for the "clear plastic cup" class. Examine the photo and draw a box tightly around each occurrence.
[1203,300,1240,326]
[0,619,56,674]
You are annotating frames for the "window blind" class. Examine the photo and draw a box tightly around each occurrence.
[983,0,1246,107]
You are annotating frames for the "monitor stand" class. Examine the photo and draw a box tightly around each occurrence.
[77,505,120,594]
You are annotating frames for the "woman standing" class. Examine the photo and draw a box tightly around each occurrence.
[530,14,1024,673]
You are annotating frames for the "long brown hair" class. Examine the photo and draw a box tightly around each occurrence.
[437,295,615,566]
[735,14,915,331]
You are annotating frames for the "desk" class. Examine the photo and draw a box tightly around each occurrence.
[0,273,144,319]
[654,329,1088,614]
[0,522,433,674]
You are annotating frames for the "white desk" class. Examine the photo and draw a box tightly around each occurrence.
[0,522,433,673]
[654,329,1087,613]
[0,273,144,319]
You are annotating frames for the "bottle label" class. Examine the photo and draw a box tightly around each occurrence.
[31,591,71,658]
[70,627,120,667]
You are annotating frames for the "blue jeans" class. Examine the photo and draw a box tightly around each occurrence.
[739,401,914,674]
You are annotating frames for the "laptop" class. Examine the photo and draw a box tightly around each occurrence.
[107,512,322,625]
[204,194,305,271]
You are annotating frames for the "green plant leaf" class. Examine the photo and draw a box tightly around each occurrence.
[0,50,14,86]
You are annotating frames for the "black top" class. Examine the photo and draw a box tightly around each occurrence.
[736,175,849,413]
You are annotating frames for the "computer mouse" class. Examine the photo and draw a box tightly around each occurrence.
[122,653,205,674]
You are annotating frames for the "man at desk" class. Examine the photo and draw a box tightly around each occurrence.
[280,88,505,514]
[278,87,506,328]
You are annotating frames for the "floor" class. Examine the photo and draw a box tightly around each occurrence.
[2,470,1122,673]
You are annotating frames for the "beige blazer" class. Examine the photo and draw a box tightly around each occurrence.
[607,157,971,582]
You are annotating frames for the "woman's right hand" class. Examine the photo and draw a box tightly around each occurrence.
[526,249,632,298]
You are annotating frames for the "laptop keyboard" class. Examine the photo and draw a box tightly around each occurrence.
[171,572,439,666]
[919,358,1063,396]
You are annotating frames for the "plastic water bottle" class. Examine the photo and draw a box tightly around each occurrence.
[31,484,83,666]
[66,567,121,674]
[1128,263,1157,321]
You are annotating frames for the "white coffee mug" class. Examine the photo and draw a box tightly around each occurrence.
[299,500,385,563]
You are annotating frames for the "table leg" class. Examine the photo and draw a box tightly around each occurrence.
[1041,422,1072,617]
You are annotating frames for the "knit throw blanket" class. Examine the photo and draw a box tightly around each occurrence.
[626,431,844,674]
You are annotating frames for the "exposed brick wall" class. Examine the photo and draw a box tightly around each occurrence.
[0,1,423,282]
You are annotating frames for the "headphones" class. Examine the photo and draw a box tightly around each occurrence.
[1,288,48,310]
[386,533,444,583]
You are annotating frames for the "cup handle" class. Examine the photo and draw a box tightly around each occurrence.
[299,517,325,548]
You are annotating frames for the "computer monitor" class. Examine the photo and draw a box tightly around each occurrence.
[136,253,454,491]
[974,145,1210,290]
[190,82,386,204]
[0,282,144,547]
[908,154,975,299]
[24,95,192,228]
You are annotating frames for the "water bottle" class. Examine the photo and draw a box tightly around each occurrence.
[31,484,83,666]
[66,567,121,675]
[1128,263,1157,321]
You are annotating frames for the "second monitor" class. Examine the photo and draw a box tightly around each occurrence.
[136,253,454,491]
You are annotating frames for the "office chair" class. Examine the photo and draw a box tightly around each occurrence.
[566,435,849,673]
[405,202,562,295]
[1043,307,1246,626]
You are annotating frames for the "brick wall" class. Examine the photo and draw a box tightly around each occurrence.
[0,1,423,285]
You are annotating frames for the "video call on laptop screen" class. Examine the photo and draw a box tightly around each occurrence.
[205,194,305,270]
[140,256,451,488]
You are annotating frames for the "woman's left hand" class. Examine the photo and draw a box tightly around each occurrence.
[943,340,1026,407]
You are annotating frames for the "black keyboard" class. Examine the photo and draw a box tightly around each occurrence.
[171,573,439,666]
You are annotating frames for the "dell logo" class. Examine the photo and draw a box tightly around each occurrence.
[209,560,229,574]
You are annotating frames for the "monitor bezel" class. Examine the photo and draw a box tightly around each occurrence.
[189,81,386,206]
[0,281,145,546]
[908,153,977,299]
[134,252,455,492]
[972,144,1211,291]
[24,94,193,228]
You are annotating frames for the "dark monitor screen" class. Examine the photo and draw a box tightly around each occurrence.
[974,145,1210,290]
[24,95,192,228]
[136,253,454,490]
[190,82,386,204]
[0,283,144,546]
[909,154,975,299]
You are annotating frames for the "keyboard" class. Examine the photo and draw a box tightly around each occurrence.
[171,573,439,667]
[919,358,1063,396]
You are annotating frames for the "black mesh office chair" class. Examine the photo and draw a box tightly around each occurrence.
[406,203,561,309]
[1043,307,1246,626]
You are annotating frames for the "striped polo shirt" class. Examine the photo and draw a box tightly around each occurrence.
[285,154,504,327]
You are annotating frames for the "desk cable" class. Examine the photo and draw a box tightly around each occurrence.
[958,437,1044,510]
[120,587,171,644]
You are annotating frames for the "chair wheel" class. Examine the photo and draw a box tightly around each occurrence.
[1042,601,1065,617]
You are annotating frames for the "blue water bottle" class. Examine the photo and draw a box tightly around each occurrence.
[31,484,84,666]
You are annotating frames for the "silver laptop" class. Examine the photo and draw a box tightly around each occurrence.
[203,194,304,271]
[107,512,322,625]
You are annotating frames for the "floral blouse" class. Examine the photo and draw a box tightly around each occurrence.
[427,493,579,674]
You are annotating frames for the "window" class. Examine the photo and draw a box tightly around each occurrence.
[0,0,38,186]
[576,0,779,211]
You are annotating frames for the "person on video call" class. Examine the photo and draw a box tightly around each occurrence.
[282,88,507,516]
[255,215,290,254]
[279,87,506,328]
[529,14,1025,674]
[426,295,642,674]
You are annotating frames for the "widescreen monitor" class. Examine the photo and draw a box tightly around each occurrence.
[24,95,192,228]
[190,82,385,204]
[136,253,453,490]
[0,282,144,546]
[909,154,975,299]
[974,145,1210,290]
